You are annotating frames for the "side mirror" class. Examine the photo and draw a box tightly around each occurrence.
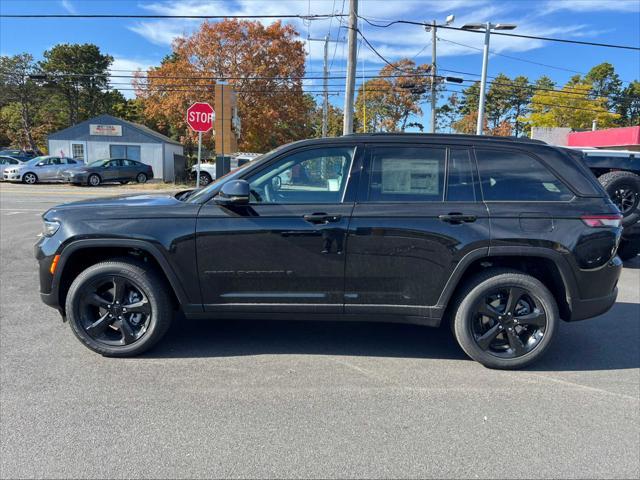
[214,179,250,206]
[36,162,44,167]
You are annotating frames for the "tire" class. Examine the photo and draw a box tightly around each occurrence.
[65,259,173,357]
[136,173,147,184]
[617,239,640,261]
[598,171,640,227]
[88,173,101,187]
[452,269,558,370]
[198,172,212,186]
[22,172,38,184]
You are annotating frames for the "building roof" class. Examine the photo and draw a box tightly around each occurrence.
[48,114,182,146]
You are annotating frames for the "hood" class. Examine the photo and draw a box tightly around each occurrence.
[54,193,182,210]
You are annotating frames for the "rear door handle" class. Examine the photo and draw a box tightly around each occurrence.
[438,213,477,224]
[303,213,342,224]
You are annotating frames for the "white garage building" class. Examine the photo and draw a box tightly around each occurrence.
[48,114,183,181]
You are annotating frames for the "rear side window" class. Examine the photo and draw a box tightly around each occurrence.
[446,149,477,202]
[475,149,573,201]
[368,146,446,202]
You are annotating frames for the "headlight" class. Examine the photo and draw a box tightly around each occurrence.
[42,220,60,237]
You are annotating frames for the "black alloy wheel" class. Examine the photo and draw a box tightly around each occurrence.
[470,286,547,359]
[66,259,173,356]
[612,185,639,215]
[78,275,152,346]
[452,269,558,369]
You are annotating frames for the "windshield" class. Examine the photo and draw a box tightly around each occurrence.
[27,156,49,165]
[88,159,110,167]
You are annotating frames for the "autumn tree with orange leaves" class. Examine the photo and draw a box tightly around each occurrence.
[134,20,314,153]
[354,59,431,132]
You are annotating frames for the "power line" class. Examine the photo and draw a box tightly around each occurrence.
[357,16,640,51]
[437,36,637,84]
[0,13,346,19]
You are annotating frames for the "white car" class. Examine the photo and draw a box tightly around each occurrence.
[191,153,261,186]
[3,155,85,184]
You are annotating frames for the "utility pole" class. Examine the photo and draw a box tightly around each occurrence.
[309,36,344,136]
[425,15,455,134]
[343,0,358,135]
[323,35,329,137]
[462,21,517,135]
[430,20,437,133]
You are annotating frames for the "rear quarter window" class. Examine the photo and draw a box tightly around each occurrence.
[475,148,573,201]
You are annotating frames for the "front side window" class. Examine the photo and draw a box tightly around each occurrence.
[368,146,446,202]
[246,147,354,204]
[475,149,573,201]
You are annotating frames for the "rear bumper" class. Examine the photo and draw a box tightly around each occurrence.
[568,287,618,322]
[566,256,622,321]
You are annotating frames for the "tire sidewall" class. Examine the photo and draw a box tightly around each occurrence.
[65,261,170,356]
[602,173,640,227]
[136,173,147,183]
[453,272,558,369]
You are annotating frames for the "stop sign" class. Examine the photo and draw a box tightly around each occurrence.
[186,102,214,132]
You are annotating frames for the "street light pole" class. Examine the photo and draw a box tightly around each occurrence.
[476,22,491,136]
[462,22,517,136]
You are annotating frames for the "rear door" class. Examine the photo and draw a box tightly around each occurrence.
[344,143,490,318]
[474,147,578,252]
[103,159,123,182]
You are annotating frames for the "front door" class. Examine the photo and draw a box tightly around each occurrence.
[345,144,490,318]
[196,144,360,313]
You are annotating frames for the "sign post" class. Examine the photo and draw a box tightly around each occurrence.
[186,102,215,188]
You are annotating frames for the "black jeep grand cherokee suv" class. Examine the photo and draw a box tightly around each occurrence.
[36,134,623,369]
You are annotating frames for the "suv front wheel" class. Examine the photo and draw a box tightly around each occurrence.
[453,269,558,369]
[65,259,173,356]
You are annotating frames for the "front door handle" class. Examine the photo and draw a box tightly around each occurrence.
[303,213,342,224]
[438,213,477,224]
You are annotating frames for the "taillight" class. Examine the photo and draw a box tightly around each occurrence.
[581,214,622,228]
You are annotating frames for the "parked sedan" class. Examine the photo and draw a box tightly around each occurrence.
[3,156,85,184]
[63,158,154,186]
[0,156,25,180]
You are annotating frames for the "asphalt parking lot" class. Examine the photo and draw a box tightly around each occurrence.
[0,183,638,479]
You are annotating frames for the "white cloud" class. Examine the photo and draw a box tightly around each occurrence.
[541,0,640,13]
[61,0,78,15]
[109,56,156,99]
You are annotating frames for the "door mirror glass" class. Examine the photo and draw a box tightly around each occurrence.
[215,179,250,205]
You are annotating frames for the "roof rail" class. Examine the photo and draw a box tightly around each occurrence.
[343,132,547,145]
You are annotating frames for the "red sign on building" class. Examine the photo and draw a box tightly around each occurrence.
[186,102,215,132]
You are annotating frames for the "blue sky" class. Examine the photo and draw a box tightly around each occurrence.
[1,0,639,131]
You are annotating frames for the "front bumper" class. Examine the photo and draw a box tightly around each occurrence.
[3,172,21,181]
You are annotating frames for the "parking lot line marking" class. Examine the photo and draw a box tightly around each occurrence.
[0,208,45,211]
[522,373,639,402]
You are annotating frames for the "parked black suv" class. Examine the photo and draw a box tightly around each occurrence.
[36,134,623,369]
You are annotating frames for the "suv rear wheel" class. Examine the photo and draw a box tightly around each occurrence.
[598,171,640,227]
[452,269,558,369]
[65,259,173,356]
